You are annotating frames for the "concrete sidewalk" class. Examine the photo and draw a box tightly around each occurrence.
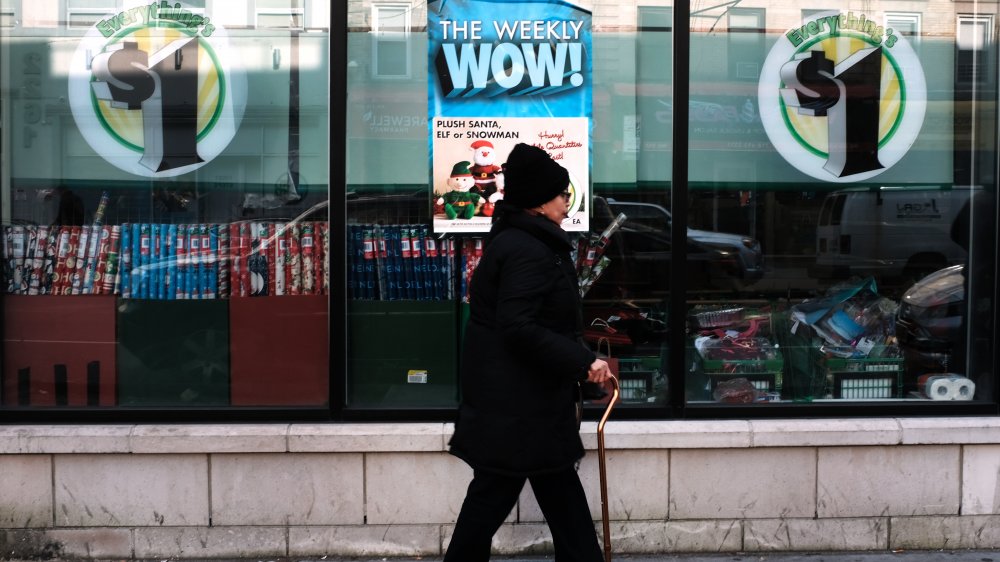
[320,552,1000,562]
[13,552,999,562]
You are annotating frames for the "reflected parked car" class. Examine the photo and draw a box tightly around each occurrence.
[895,264,965,390]
[586,198,764,298]
[812,187,976,290]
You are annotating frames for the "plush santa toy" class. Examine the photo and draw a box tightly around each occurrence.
[469,140,503,199]
[436,161,483,220]
[481,163,505,217]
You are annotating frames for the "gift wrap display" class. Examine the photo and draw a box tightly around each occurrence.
[3,218,331,299]
[2,213,331,407]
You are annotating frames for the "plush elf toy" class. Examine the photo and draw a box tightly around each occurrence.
[437,161,483,220]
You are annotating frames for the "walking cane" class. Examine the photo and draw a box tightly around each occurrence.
[597,374,620,562]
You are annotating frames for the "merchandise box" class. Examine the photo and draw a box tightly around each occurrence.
[229,295,328,406]
[117,299,230,406]
[2,295,117,407]
[347,300,459,408]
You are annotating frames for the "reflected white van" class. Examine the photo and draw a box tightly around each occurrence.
[812,186,977,285]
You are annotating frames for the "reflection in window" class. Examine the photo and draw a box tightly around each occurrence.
[371,3,410,78]
[638,5,673,83]
[0,0,14,28]
[258,13,303,29]
[885,12,921,41]
[66,0,115,29]
[957,14,993,83]
[257,0,303,29]
[727,8,764,81]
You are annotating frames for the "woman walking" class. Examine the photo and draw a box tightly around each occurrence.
[445,143,611,562]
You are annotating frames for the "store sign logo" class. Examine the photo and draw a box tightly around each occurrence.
[69,2,246,178]
[758,12,926,182]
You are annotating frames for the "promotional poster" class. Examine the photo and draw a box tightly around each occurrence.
[428,0,592,233]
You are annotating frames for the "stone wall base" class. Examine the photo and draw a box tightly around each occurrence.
[3,420,1000,558]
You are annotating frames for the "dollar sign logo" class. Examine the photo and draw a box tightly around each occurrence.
[92,42,155,110]
[90,37,203,172]
[780,47,884,177]
[780,51,838,116]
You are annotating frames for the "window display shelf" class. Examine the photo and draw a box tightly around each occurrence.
[230,295,328,406]
[117,299,231,406]
[2,295,117,407]
[346,300,459,408]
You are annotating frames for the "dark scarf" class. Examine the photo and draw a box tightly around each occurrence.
[486,202,573,255]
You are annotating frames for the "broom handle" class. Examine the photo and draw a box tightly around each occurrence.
[597,374,620,562]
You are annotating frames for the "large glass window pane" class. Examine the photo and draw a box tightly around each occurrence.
[0,1,330,410]
[585,2,673,409]
[345,1,434,408]
[345,0,674,411]
[686,3,997,406]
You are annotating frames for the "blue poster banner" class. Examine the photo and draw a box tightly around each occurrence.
[428,0,593,233]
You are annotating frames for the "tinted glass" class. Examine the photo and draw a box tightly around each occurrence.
[0,1,330,410]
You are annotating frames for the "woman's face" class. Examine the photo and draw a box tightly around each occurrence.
[538,188,571,225]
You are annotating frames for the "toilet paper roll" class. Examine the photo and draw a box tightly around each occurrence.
[949,375,975,401]
[922,374,976,400]
[925,376,955,400]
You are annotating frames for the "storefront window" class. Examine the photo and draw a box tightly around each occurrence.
[3,0,996,419]
[686,3,997,406]
[344,0,997,417]
[344,0,676,411]
[0,1,330,411]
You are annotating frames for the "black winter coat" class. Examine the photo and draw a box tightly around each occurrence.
[449,208,596,476]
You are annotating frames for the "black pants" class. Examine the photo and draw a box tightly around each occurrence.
[443,465,604,562]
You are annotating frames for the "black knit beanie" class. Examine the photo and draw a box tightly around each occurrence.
[501,143,569,209]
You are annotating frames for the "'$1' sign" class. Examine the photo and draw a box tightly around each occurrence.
[91,38,204,173]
